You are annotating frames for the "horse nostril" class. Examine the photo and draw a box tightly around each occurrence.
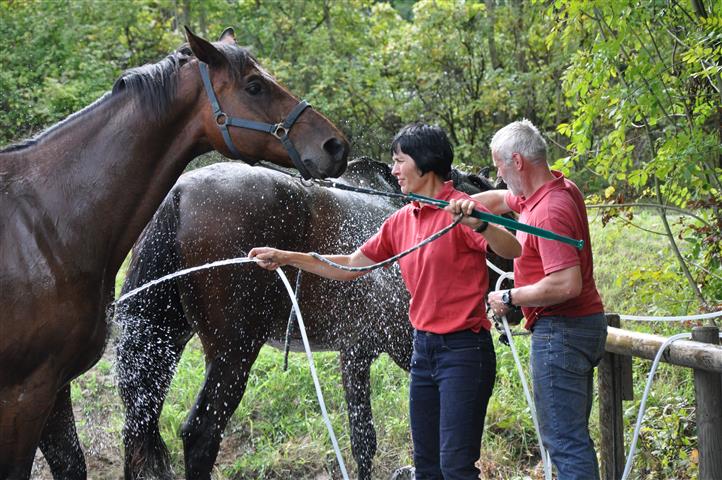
[323,137,349,162]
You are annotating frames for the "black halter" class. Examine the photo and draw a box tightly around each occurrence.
[198,61,313,179]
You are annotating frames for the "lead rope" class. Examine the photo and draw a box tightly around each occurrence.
[309,214,464,271]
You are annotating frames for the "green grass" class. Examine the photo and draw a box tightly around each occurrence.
[62,209,710,479]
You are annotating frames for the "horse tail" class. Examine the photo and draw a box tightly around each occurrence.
[115,190,190,480]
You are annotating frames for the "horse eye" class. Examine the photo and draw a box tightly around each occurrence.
[245,80,262,95]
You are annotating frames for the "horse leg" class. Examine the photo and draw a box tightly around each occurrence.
[387,340,413,374]
[339,347,379,480]
[116,311,191,480]
[0,371,60,480]
[181,341,263,480]
[38,384,86,479]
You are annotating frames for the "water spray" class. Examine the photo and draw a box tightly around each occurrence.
[115,257,351,480]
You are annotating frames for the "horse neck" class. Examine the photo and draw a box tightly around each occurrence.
[11,82,206,274]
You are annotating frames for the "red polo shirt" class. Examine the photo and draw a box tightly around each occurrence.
[360,181,492,334]
[505,171,604,329]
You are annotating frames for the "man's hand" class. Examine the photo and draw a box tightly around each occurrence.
[488,290,511,317]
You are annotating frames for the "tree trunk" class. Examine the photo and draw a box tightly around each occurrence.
[485,0,501,70]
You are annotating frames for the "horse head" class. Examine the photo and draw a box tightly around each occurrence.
[184,27,349,179]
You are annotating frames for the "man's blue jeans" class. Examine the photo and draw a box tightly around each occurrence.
[410,329,496,480]
[531,313,608,480]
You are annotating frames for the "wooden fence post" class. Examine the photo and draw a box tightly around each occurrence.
[599,314,632,480]
[692,325,722,480]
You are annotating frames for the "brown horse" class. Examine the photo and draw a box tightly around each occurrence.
[0,27,348,479]
[115,158,516,479]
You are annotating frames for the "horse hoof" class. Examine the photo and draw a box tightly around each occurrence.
[389,465,415,480]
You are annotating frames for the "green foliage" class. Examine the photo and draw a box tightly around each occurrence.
[4,1,720,478]
[589,211,699,317]
[548,0,722,307]
[0,0,183,146]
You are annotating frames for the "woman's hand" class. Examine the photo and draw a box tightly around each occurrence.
[446,198,486,231]
[248,247,286,271]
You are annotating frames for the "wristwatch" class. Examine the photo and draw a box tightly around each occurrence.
[474,221,488,233]
[501,289,514,307]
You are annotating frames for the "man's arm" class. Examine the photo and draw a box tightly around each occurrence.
[471,190,511,215]
[248,247,376,281]
[446,198,521,259]
[477,224,521,259]
[488,265,582,314]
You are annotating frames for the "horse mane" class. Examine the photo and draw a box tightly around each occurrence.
[1,43,256,154]
[345,156,401,193]
[111,43,253,122]
[449,168,494,195]
[113,43,257,120]
[341,157,494,196]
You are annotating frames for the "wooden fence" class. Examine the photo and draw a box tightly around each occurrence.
[598,314,722,480]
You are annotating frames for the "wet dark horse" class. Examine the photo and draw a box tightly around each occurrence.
[115,158,515,479]
[0,27,348,479]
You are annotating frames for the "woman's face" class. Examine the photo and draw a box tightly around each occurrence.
[391,149,423,194]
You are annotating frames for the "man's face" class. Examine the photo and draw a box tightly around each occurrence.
[391,149,423,194]
[492,151,523,196]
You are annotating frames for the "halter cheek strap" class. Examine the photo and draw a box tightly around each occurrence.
[198,61,313,179]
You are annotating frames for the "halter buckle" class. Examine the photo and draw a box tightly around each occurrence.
[215,113,228,126]
[271,124,288,139]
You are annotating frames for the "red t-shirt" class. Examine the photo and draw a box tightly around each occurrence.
[361,181,492,334]
[505,171,604,329]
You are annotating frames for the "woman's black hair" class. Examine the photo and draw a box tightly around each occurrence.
[390,123,453,178]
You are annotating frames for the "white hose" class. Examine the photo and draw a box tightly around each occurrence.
[490,266,552,480]
[620,332,692,480]
[488,258,719,480]
[275,267,350,480]
[117,254,719,480]
[115,257,350,480]
[616,311,722,322]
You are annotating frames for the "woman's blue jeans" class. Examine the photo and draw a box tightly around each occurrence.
[410,329,496,480]
[531,313,608,480]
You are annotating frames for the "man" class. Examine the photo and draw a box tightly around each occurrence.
[454,119,606,480]
[251,123,521,479]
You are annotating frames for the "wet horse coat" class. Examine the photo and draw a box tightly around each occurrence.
[0,28,348,479]
[115,158,514,479]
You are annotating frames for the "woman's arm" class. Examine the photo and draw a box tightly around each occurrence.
[248,247,376,281]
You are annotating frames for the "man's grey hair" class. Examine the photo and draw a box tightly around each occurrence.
[490,119,548,165]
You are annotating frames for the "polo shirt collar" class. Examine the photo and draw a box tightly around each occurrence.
[411,180,455,211]
[518,170,565,211]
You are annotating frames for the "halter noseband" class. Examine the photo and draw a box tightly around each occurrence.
[198,61,313,179]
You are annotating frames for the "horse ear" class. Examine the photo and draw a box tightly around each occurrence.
[218,27,236,44]
[184,26,226,67]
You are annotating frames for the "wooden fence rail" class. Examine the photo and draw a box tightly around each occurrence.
[598,314,722,480]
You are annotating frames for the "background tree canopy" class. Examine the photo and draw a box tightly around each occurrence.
[1,0,719,307]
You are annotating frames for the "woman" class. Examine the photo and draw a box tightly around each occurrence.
[250,123,520,479]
